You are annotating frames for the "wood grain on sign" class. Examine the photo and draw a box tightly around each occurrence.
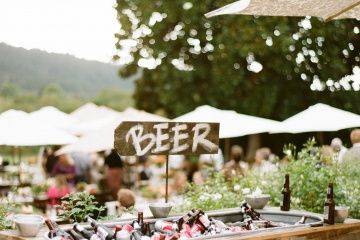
[114,121,219,156]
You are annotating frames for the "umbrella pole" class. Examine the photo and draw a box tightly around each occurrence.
[165,155,169,203]
[224,138,230,161]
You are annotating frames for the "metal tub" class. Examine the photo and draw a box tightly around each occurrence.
[44,208,323,239]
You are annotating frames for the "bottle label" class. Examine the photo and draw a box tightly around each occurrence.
[97,227,109,240]
[324,206,329,219]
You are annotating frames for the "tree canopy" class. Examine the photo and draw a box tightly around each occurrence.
[114,0,359,120]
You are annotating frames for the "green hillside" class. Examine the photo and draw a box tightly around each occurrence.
[0,43,133,97]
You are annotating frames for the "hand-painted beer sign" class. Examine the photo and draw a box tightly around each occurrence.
[114,121,219,156]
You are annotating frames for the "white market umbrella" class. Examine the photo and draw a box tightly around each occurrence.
[0,109,78,146]
[121,107,169,122]
[69,103,122,135]
[174,105,280,138]
[29,106,79,131]
[57,108,169,154]
[205,0,360,21]
[70,103,120,122]
[271,103,360,133]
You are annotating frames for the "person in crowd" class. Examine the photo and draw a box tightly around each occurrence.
[89,152,105,185]
[47,175,71,205]
[104,149,123,199]
[198,149,224,172]
[168,155,185,170]
[71,152,92,183]
[51,154,76,185]
[43,146,60,176]
[320,145,334,165]
[172,171,188,194]
[138,156,152,181]
[342,129,360,163]
[330,138,347,163]
[251,147,277,174]
[223,145,248,180]
[117,188,136,213]
[192,155,217,185]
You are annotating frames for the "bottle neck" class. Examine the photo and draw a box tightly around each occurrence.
[45,220,55,230]
[327,187,334,198]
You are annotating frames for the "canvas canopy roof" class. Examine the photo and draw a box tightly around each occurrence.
[271,103,360,133]
[57,107,169,154]
[0,109,77,146]
[29,106,78,131]
[205,0,360,21]
[174,105,280,138]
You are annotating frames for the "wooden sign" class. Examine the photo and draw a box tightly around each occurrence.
[114,121,219,156]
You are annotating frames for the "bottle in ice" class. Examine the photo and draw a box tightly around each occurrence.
[69,229,87,240]
[73,223,100,240]
[240,202,260,220]
[280,174,291,211]
[45,219,74,240]
[86,216,115,240]
[115,225,131,240]
[323,182,335,225]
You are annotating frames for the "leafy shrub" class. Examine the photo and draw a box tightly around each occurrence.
[59,192,105,222]
[180,139,360,219]
[0,202,12,230]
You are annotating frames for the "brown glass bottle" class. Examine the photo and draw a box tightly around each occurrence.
[45,219,74,240]
[280,174,291,211]
[324,182,335,225]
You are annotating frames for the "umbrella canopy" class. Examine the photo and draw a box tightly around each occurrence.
[29,106,79,131]
[271,103,360,133]
[70,103,120,122]
[121,107,169,122]
[0,109,78,146]
[57,108,169,154]
[173,105,280,138]
[69,103,122,135]
[205,0,360,21]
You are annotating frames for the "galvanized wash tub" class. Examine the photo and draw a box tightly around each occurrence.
[44,208,323,239]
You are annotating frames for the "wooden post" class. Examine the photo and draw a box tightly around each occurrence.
[224,138,230,161]
[165,155,169,203]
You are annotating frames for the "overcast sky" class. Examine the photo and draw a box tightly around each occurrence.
[0,0,119,63]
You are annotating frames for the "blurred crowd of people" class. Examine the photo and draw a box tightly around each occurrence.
[36,129,360,207]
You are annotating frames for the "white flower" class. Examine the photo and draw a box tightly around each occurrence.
[234,184,241,191]
[213,193,222,201]
[242,188,251,195]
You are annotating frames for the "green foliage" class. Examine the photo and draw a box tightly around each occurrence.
[0,43,133,97]
[180,139,360,218]
[115,0,359,120]
[178,171,243,212]
[59,192,105,223]
[0,202,12,231]
[94,88,134,111]
[0,81,133,113]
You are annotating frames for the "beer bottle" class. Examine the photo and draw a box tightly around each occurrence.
[196,210,210,230]
[324,182,335,225]
[280,174,291,211]
[73,223,100,240]
[45,219,74,240]
[138,212,144,227]
[176,209,195,230]
[69,229,87,240]
[87,216,115,240]
[141,222,150,236]
[241,202,260,220]
[294,216,308,225]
